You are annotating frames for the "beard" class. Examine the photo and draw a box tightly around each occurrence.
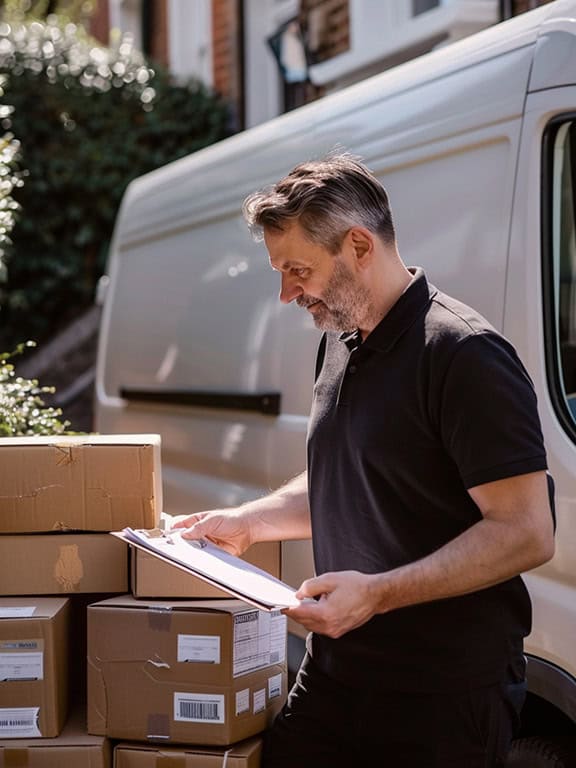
[296,258,373,332]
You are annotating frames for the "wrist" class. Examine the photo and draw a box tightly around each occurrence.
[369,571,403,615]
[237,501,266,546]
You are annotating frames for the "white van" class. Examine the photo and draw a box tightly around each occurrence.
[96,1,576,760]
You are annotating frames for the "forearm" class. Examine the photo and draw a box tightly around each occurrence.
[287,473,554,638]
[372,513,553,614]
[241,471,312,544]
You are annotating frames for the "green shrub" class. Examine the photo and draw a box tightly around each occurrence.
[0,341,71,435]
[0,13,230,349]
[0,54,73,437]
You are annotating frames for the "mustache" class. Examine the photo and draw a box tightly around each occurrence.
[296,295,321,309]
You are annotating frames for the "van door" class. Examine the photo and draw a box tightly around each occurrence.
[504,76,576,721]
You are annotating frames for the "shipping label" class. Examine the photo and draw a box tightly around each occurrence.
[0,707,41,737]
[174,692,225,724]
[0,640,43,681]
[177,634,220,664]
[0,607,36,618]
[232,609,286,677]
[235,688,250,715]
[253,688,266,714]
[268,672,282,700]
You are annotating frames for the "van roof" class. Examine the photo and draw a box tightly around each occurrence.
[114,0,570,247]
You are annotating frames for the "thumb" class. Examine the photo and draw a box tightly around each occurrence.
[296,574,331,600]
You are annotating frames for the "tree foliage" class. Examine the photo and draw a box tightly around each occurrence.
[0,74,20,286]
[0,11,231,348]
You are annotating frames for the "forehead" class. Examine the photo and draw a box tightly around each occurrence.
[264,222,329,271]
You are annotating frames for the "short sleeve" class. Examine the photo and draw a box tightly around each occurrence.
[439,333,548,488]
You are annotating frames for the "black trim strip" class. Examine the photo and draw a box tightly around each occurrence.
[119,388,281,416]
[541,115,576,446]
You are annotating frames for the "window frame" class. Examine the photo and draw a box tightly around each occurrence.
[542,114,576,444]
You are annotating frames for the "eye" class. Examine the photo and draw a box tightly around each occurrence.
[292,267,310,278]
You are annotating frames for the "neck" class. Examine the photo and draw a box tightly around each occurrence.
[359,258,413,340]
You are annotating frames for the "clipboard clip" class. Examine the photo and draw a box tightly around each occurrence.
[139,527,208,548]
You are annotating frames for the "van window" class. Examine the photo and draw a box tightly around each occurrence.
[546,119,576,433]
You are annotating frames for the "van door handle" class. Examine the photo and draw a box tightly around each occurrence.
[119,388,282,416]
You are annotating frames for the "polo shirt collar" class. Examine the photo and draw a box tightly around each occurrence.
[339,267,437,354]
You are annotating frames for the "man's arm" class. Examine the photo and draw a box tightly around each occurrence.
[285,470,555,638]
[171,471,311,556]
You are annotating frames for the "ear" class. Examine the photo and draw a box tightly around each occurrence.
[346,227,375,270]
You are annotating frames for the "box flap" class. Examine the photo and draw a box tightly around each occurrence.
[89,594,253,615]
[0,434,161,447]
[114,735,262,759]
[0,597,69,619]
[0,709,107,748]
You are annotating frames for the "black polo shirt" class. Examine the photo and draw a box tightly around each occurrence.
[307,268,547,692]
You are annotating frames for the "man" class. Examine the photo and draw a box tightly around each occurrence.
[174,153,554,767]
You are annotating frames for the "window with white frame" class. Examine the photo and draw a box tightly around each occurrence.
[544,118,576,434]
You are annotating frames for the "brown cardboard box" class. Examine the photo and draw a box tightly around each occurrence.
[0,708,111,767]
[0,598,69,739]
[0,533,128,595]
[87,596,287,746]
[114,735,262,767]
[0,434,161,533]
[131,542,281,599]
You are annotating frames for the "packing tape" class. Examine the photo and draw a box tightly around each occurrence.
[147,607,172,632]
[156,756,185,768]
[3,749,28,767]
[54,543,84,591]
[147,713,170,740]
[154,748,232,768]
[54,445,74,465]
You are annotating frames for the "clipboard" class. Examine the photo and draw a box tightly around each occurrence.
[111,527,300,611]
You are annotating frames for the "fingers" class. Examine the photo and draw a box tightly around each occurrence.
[171,512,208,530]
[180,517,211,540]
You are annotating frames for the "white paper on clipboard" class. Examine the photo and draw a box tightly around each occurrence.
[111,527,300,611]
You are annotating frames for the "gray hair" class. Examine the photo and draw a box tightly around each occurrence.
[242,151,395,253]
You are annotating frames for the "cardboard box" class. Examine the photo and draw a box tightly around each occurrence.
[87,596,287,746]
[0,598,70,739]
[114,735,262,767]
[0,708,111,767]
[0,434,161,533]
[0,533,128,595]
[131,542,281,599]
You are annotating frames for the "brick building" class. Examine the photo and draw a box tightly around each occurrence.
[88,1,555,132]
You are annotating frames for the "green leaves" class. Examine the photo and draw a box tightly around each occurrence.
[0,342,71,436]
[0,14,230,348]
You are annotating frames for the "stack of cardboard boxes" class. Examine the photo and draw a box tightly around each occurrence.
[0,435,286,767]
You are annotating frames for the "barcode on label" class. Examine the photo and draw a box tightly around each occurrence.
[179,701,219,720]
[0,708,41,738]
[0,719,34,727]
[174,692,225,724]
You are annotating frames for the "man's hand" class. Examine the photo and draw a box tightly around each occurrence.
[170,471,312,556]
[284,570,381,638]
[171,510,253,556]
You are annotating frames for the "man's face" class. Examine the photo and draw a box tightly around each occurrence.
[265,222,372,333]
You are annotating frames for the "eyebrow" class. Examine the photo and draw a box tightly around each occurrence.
[271,259,307,272]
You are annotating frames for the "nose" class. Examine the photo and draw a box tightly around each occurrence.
[279,272,302,304]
